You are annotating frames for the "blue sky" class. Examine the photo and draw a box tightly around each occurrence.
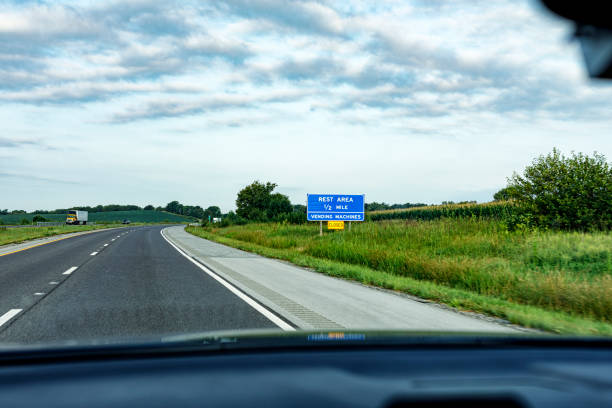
[2,0,611,212]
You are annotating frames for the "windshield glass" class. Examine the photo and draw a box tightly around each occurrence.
[0,0,611,347]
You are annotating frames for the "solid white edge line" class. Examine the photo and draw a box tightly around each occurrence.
[160,228,295,331]
[0,309,22,327]
[104,244,108,247]
[90,252,98,256]
[63,266,78,275]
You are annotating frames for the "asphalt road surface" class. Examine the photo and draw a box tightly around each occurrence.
[0,226,278,345]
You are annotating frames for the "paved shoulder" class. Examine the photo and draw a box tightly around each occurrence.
[163,226,520,333]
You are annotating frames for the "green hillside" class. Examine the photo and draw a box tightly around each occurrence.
[0,210,194,224]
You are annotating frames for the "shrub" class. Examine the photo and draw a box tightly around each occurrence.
[506,149,612,231]
[20,218,30,225]
[219,211,248,227]
[32,215,48,223]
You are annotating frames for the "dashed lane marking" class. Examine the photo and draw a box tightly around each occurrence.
[0,309,22,328]
[63,266,78,275]
[90,251,98,256]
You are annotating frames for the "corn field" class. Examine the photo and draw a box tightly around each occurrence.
[369,201,517,222]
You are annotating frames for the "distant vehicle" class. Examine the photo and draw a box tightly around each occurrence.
[122,219,131,224]
[66,210,88,225]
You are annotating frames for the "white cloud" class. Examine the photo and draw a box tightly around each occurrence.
[1,0,611,212]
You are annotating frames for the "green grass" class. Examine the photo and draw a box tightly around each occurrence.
[0,210,193,225]
[186,219,612,335]
[0,224,129,246]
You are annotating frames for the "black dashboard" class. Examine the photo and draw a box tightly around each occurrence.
[0,335,610,407]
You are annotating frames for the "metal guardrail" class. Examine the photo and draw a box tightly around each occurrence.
[36,222,65,227]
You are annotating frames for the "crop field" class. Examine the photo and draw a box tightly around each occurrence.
[187,218,612,335]
[369,201,516,221]
[86,210,193,223]
[0,210,193,225]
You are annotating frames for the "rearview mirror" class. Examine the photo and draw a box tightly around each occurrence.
[540,0,612,79]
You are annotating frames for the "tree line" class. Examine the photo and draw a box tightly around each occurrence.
[1,202,217,220]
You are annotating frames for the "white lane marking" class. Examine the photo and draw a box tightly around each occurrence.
[34,293,45,296]
[63,266,78,275]
[0,309,22,327]
[90,251,98,256]
[160,229,294,331]
[49,281,58,285]
[104,244,108,246]
[116,235,120,238]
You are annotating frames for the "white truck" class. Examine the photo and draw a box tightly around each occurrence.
[66,210,88,225]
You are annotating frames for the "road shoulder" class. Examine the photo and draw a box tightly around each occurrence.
[162,226,524,333]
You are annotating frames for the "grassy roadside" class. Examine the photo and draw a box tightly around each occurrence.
[186,220,612,336]
[0,223,143,246]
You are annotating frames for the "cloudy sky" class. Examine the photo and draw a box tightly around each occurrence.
[2,0,611,212]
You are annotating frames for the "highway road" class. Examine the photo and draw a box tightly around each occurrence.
[0,225,519,345]
[0,226,279,345]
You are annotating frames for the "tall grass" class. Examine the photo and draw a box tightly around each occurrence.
[191,219,612,323]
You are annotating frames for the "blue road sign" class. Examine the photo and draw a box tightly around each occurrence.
[307,194,365,221]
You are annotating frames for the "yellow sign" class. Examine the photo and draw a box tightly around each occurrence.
[328,221,345,230]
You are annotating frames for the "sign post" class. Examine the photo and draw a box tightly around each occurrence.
[307,194,365,236]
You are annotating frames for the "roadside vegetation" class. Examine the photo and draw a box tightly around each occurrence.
[187,220,612,335]
[186,149,612,335]
[0,224,130,246]
[368,201,517,222]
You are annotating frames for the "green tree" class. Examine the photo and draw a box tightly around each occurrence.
[165,201,183,215]
[292,204,306,213]
[236,181,277,220]
[32,215,48,223]
[268,193,292,219]
[493,186,517,201]
[144,205,155,210]
[203,206,222,221]
[506,148,612,230]
[20,218,30,225]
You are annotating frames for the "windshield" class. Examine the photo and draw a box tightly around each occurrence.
[0,0,611,347]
